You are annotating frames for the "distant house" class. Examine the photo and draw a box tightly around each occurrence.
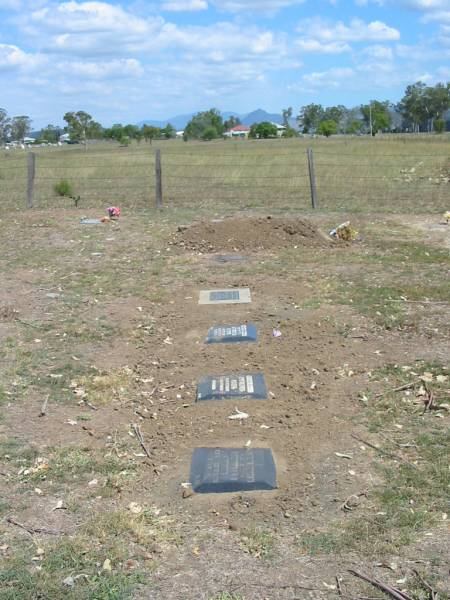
[224,125,251,138]
[271,123,286,137]
[176,130,184,138]
[59,133,71,143]
[23,136,36,145]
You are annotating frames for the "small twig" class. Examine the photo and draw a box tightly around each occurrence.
[351,433,417,469]
[385,299,448,306]
[336,576,343,596]
[378,433,417,449]
[83,399,98,411]
[412,569,438,600]
[16,318,44,330]
[423,383,435,414]
[132,423,152,459]
[6,516,60,536]
[39,395,49,417]
[348,570,413,600]
[134,409,148,420]
[375,380,421,398]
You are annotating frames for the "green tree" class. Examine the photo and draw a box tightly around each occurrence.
[361,101,391,134]
[103,124,124,141]
[161,123,176,139]
[434,118,446,133]
[38,124,61,143]
[282,107,293,128]
[201,126,219,141]
[297,104,324,133]
[184,108,224,140]
[223,116,241,131]
[122,124,140,139]
[397,82,427,132]
[0,108,10,144]
[281,107,297,137]
[63,111,102,143]
[11,115,32,141]
[345,120,362,135]
[141,125,161,143]
[424,83,450,131]
[323,105,345,131]
[249,122,278,139]
[283,127,297,138]
[317,119,338,137]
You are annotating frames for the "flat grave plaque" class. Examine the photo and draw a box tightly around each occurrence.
[190,447,277,493]
[215,254,246,263]
[197,373,267,401]
[206,323,257,344]
[80,218,102,225]
[198,288,251,305]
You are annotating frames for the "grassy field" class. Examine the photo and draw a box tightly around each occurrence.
[0,134,449,213]
[0,137,449,599]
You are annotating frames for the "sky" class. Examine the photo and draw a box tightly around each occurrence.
[1,0,450,127]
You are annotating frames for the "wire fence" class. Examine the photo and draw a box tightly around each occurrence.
[0,139,449,213]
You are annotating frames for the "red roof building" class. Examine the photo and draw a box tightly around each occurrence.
[224,124,251,137]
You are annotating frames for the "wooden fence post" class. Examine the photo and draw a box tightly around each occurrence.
[27,152,35,209]
[155,149,163,209]
[306,148,317,209]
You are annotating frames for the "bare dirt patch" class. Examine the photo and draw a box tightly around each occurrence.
[171,216,332,252]
[1,210,449,600]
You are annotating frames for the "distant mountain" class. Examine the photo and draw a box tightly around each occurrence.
[137,113,195,130]
[137,108,289,130]
[240,109,283,126]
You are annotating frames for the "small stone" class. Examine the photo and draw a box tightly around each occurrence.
[102,558,112,572]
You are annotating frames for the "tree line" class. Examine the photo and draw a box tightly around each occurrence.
[1,80,449,145]
[0,111,32,145]
[296,81,450,136]
[0,109,178,145]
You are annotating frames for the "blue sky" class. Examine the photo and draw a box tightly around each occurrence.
[1,0,450,127]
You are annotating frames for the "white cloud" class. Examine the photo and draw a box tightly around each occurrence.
[0,0,21,8]
[161,0,207,10]
[297,17,400,42]
[295,39,351,53]
[209,0,305,11]
[11,1,290,115]
[422,9,450,20]
[0,43,41,71]
[364,44,394,58]
[300,66,356,89]
[404,0,450,8]
[296,51,437,92]
[58,58,143,79]
[30,1,152,33]
[24,2,287,62]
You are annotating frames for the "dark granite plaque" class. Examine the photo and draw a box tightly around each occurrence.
[190,447,277,493]
[215,254,246,263]
[206,323,257,344]
[196,373,267,401]
[210,290,240,302]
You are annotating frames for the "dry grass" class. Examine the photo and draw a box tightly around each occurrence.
[1,134,449,213]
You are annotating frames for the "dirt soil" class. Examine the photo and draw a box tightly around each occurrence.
[1,210,449,600]
[171,216,332,252]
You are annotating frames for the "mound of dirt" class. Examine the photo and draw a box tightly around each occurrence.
[171,216,331,252]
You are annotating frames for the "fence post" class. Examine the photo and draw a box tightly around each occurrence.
[306,148,317,209]
[155,149,163,209]
[27,152,35,209]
